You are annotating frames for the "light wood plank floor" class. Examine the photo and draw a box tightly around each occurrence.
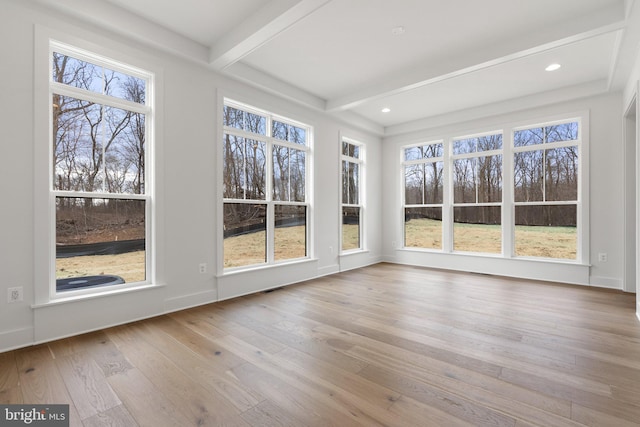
[1,263,640,426]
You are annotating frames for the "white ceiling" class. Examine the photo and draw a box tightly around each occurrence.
[37,0,639,134]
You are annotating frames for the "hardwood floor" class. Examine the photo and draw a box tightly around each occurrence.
[1,263,640,426]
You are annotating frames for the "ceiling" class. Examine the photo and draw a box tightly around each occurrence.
[37,0,640,134]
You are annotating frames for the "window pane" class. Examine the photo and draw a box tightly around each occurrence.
[53,52,102,93]
[223,203,267,268]
[53,96,104,192]
[405,162,444,205]
[275,205,306,261]
[223,134,244,199]
[404,207,442,250]
[245,139,266,200]
[453,138,476,155]
[107,72,146,105]
[453,134,501,154]
[223,105,244,129]
[404,164,423,205]
[343,142,359,158]
[453,158,476,203]
[104,106,146,194]
[515,205,576,259]
[273,145,289,201]
[514,150,543,202]
[273,120,306,145]
[453,206,501,253]
[223,135,266,200]
[404,146,422,161]
[514,128,544,147]
[477,155,502,203]
[52,52,146,104]
[478,134,502,151]
[53,97,146,194]
[343,160,359,205]
[292,149,306,202]
[273,146,306,202]
[56,197,145,291]
[404,162,443,205]
[342,206,360,251]
[404,144,443,161]
[245,111,267,135]
[545,147,578,201]
[545,122,578,143]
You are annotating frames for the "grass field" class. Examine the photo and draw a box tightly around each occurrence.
[514,223,576,259]
[56,250,146,283]
[405,218,576,259]
[342,224,360,251]
[224,225,307,268]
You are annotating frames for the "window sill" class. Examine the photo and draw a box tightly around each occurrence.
[32,282,164,309]
[340,249,369,256]
[398,247,589,267]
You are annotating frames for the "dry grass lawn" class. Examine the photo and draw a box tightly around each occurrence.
[342,224,360,250]
[405,218,576,259]
[224,225,306,268]
[56,250,146,283]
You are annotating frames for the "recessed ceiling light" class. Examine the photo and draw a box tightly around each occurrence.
[381,107,391,113]
[545,63,561,71]
[391,26,405,36]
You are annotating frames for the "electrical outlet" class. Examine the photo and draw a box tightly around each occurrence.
[598,253,608,262]
[199,263,207,274]
[8,287,23,303]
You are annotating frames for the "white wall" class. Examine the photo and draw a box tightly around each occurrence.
[0,0,634,353]
[382,92,624,288]
[623,35,640,320]
[0,0,382,352]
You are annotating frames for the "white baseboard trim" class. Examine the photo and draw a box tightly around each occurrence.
[163,289,219,314]
[317,264,340,277]
[589,276,623,290]
[0,327,34,353]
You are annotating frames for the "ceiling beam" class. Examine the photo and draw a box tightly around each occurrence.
[326,7,626,112]
[209,0,332,70]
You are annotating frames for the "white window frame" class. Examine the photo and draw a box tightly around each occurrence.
[340,137,365,253]
[41,39,155,301]
[402,140,445,251]
[511,117,584,261]
[222,99,312,271]
[398,113,588,265]
[450,130,504,255]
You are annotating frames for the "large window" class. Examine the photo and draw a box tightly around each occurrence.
[400,117,583,262]
[513,121,579,259]
[223,100,310,269]
[50,42,152,293]
[452,132,503,253]
[403,142,444,250]
[341,139,364,252]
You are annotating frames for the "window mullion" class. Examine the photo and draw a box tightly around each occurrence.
[51,83,149,114]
